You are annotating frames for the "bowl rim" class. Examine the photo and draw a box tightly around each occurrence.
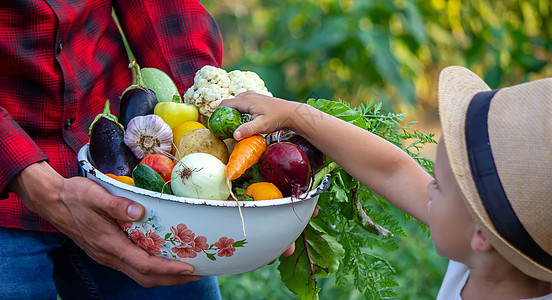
[78,143,330,208]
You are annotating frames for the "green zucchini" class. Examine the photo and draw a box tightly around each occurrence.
[132,164,172,194]
[141,68,180,103]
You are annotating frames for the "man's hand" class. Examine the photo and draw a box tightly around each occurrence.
[9,161,200,287]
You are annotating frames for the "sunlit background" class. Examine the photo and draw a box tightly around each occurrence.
[202,0,551,298]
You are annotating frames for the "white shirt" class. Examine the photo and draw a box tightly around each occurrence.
[436,260,552,300]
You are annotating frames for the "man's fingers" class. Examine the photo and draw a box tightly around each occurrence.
[127,253,194,276]
[106,233,194,276]
[67,177,145,223]
[121,255,200,287]
[102,196,145,222]
[102,236,201,287]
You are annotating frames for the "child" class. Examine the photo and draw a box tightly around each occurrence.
[220,66,552,299]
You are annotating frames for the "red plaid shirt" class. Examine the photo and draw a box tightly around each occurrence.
[0,0,223,232]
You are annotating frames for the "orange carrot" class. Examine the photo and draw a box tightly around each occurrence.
[226,134,267,200]
[226,134,267,181]
[226,135,268,237]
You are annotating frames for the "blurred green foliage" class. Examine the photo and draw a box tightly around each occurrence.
[204,0,551,298]
[204,0,550,112]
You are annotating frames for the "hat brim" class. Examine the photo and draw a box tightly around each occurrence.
[438,66,552,282]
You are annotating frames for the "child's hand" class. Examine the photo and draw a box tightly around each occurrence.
[219,91,301,140]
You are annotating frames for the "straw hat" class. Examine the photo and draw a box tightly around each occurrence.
[438,66,551,282]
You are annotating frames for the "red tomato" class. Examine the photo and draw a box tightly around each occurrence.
[140,154,175,183]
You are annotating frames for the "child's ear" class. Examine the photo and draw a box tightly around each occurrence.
[470,226,493,252]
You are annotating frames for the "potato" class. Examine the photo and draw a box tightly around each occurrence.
[223,138,237,154]
[174,128,229,164]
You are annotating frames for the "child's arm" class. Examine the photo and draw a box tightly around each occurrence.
[221,92,432,225]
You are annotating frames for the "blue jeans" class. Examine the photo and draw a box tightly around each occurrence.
[0,227,221,300]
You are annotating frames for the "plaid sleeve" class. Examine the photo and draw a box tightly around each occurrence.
[112,0,223,93]
[0,108,49,199]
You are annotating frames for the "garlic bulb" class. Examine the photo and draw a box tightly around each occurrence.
[124,114,173,159]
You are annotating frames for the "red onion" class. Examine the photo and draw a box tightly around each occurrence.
[265,130,325,173]
[259,142,312,198]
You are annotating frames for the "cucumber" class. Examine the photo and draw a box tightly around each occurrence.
[208,107,251,139]
[132,164,172,194]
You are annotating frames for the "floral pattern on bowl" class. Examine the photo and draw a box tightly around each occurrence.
[118,210,247,261]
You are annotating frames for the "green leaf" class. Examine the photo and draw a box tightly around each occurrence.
[336,169,356,192]
[329,178,348,203]
[231,164,262,200]
[327,169,357,204]
[306,98,367,128]
[206,253,217,261]
[278,223,344,300]
[338,201,354,220]
[233,239,248,248]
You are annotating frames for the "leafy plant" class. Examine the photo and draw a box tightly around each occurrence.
[272,98,436,299]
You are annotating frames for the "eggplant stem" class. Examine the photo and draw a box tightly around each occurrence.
[129,61,145,86]
[112,9,136,63]
[88,100,123,136]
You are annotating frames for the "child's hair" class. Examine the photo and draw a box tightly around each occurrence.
[436,66,551,281]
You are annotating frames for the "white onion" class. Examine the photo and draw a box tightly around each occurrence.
[171,153,230,200]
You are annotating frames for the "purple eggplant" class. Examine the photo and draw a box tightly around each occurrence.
[266,130,325,173]
[118,61,158,128]
[89,100,137,176]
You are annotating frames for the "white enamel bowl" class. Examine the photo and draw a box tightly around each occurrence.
[77,144,329,276]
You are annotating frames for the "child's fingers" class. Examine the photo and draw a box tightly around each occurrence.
[218,97,243,111]
[233,118,266,140]
[282,243,296,256]
[218,91,259,113]
[222,91,292,140]
[312,206,319,218]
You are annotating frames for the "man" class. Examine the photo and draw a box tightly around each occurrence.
[0,1,223,298]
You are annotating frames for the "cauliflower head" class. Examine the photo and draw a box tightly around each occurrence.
[184,65,272,117]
